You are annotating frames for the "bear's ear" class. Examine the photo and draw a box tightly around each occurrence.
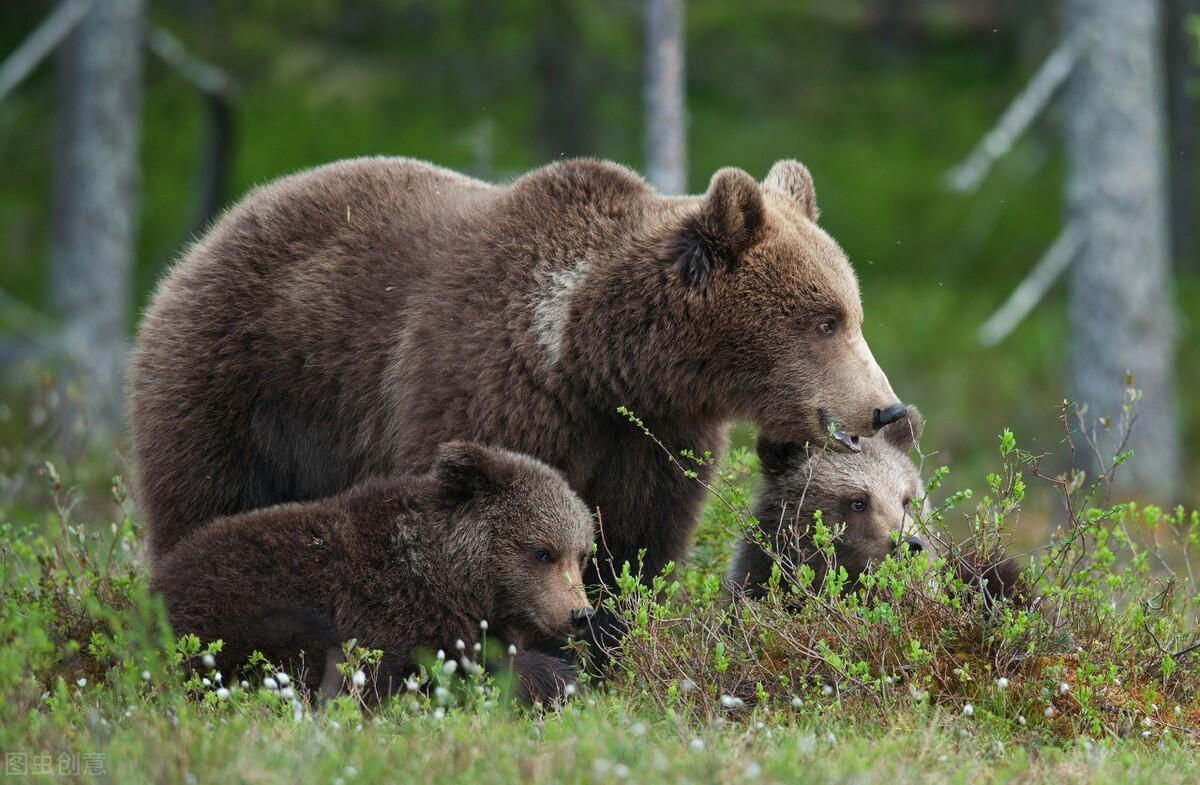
[433,441,515,503]
[881,406,924,452]
[756,439,806,478]
[762,160,819,222]
[672,168,765,291]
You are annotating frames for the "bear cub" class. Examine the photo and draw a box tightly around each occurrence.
[153,442,595,703]
[728,406,925,597]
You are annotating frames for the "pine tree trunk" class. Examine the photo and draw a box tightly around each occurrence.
[1064,0,1181,496]
[644,0,686,195]
[51,0,144,444]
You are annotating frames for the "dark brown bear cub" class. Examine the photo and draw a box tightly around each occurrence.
[727,407,926,597]
[152,442,594,703]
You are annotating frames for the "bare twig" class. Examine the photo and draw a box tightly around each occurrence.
[978,222,1082,346]
[946,38,1077,193]
[0,0,94,103]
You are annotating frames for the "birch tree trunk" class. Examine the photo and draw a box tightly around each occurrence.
[644,0,686,195]
[1064,0,1181,496]
[51,0,144,443]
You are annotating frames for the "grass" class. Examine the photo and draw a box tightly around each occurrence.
[1,392,1198,783]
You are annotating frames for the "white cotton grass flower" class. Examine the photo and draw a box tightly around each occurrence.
[216,687,230,700]
[1017,715,1026,726]
[433,707,445,720]
[280,687,296,701]
[277,673,290,687]
[76,678,87,688]
[821,684,834,697]
[680,678,696,693]
[613,763,630,780]
[443,660,458,675]
[1142,730,1152,738]
[480,619,489,631]
[455,639,466,651]
[1175,705,1183,716]
[473,642,482,653]
[1141,716,1153,729]
[202,678,212,688]
[292,701,304,723]
[744,761,762,780]
[404,678,419,692]
[352,670,367,688]
[719,694,744,709]
[1059,682,1070,695]
[141,670,151,682]
[630,722,647,737]
[791,696,803,709]
[1044,706,1056,718]
[202,653,216,670]
[436,649,445,661]
[263,676,279,691]
[507,644,518,657]
[962,703,974,717]
[214,671,222,683]
[689,738,705,751]
[995,677,1009,690]
[240,680,249,689]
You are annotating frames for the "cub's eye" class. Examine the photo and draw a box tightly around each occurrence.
[849,498,869,513]
[902,496,913,510]
[817,319,837,337]
[534,549,553,564]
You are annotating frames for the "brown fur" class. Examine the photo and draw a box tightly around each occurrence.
[130,157,900,583]
[151,442,593,703]
[728,407,925,597]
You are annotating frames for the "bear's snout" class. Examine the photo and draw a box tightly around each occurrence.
[570,607,595,629]
[872,403,907,430]
[901,536,923,554]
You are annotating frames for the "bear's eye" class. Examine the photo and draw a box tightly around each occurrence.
[534,549,554,564]
[816,318,838,337]
[902,496,913,510]
[849,498,869,513]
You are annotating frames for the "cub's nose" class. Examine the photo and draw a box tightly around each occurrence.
[570,607,595,629]
[904,536,924,554]
[873,403,907,430]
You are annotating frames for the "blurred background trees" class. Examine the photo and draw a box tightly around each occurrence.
[0,0,1196,503]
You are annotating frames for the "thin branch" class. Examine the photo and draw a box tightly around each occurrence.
[0,0,94,103]
[946,39,1077,193]
[145,24,236,98]
[978,222,1082,347]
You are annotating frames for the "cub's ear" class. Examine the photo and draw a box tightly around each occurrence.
[672,168,764,291]
[433,441,515,502]
[762,160,818,222]
[756,439,806,478]
[881,406,925,452]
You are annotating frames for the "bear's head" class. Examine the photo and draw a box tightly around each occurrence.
[433,441,595,645]
[727,405,925,597]
[573,160,903,447]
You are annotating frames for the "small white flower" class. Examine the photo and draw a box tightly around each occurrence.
[689,738,705,751]
[277,673,290,687]
[343,766,358,779]
[240,680,249,689]
[1017,715,1026,726]
[1044,706,1055,718]
[592,760,611,776]
[613,763,630,779]
[434,686,449,702]
[564,683,577,697]
[1174,705,1182,716]
[473,642,482,653]
[216,687,230,700]
[480,619,489,631]
[455,639,466,651]
[1113,677,1122,687]
[681,678,696,693]
[791,696,803,709]
[720,694,744,709]
[202,653,216,670]
[352,670,367,688]
[280,686,295,701]
[507,644,518,656]
[436,649,445,661]
[76,678,87,688]
[995,677,1009,690]
[202,678,211,687]
[630,722,647,736]
[962,703,974,716]
[1059,682,1069,695]
[443,660,458,675]
[1141,716,1153,728]
[263,676,279,691]
[884,675,894,685]
[214,671,222,683]
[744,761,762,779]
[433,707,445,720]
[405,678,419,692]
[824,731,837,745]
[713,717,726,730]
[821,684,833,697]
[141,670,151,682]
[1142,730,1152,738]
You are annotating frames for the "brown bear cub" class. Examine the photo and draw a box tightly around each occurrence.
[152,442,595,704]
[727,407,926,597]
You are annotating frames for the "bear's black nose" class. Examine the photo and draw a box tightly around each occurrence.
[570,608,595,629]
[904,537,923,554]
[873,403,906,430]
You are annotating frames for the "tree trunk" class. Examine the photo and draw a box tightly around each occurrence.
[1164,0,1199,271]
[51,0,144,444]
[643,0,686,195]
[1064,0,1181,496]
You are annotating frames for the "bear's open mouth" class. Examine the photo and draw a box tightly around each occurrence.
[820,410,862,453]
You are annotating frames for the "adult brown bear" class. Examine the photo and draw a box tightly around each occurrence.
[129,157,902,584]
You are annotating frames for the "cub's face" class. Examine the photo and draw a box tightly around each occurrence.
[434,442,595,644]
[730,406,926,595]
[667,161,902,446]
